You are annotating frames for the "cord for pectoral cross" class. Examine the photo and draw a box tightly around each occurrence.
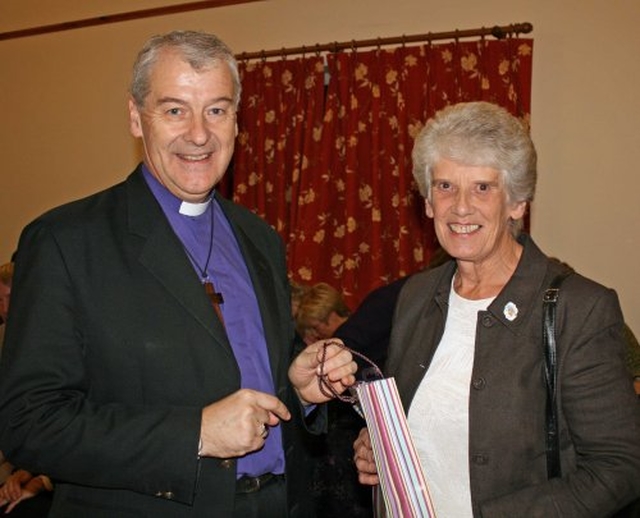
[180,199,226,328]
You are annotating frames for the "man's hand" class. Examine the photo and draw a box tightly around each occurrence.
[288,339,357,405]
[353,427,380,485]
[198,389,291,459]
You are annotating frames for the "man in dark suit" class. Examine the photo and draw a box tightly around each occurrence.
[0,30,355,517]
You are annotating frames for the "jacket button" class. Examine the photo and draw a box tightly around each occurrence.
[471,454,488,465]
[155,491,175,500]
[481,315,494,327]
[472,377,486,390]
[220,459,234,469]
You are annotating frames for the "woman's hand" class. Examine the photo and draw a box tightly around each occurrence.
[353,427,380,485]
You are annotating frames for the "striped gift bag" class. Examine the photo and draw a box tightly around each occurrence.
[356,377,436,518]
[317,340,436,517]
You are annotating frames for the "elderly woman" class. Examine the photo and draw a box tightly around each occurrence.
[353,102,640,517]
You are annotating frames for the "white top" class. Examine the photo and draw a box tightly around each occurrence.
[407,286,493,518]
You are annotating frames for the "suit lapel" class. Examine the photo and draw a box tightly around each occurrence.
[390,263,455,410]
[125,170,234,357]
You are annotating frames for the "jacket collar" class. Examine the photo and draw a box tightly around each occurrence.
[486,233,549,334]
[432,234,549,334]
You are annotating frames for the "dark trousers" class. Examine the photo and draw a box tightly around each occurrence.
[233,476,287,518]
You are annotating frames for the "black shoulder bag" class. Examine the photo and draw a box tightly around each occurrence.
[543,270,573,479]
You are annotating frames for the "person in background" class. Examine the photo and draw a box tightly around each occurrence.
[0,30,356,518]
[0,262,12,357]
[295,282,369,517]
[332,277,409,377]
[0,469,53,516]
[0,261,54,516]
[297,249,451,375]
[289,281,308,319]
[0,262,13,487]
[353,101,640,517]
[295,282,351,345]
[295,274,439,518]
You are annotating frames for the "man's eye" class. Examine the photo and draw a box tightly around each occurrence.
[167,107,181,116]
[208,107,228,117]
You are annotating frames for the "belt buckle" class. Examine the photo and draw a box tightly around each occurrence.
[237,473,273,494]
[246,475,262,493]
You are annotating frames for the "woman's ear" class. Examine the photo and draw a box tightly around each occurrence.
[425,198,435,219]
[509,200,527,221]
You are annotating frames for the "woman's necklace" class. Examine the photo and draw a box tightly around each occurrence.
[181,201,225,324]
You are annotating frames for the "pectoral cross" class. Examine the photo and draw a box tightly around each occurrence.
[204,280,225,327]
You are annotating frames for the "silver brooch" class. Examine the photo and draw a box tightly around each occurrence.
[503,301,518,321]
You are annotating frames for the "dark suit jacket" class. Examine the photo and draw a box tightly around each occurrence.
[386,234,640,517]
[0,166,319,517]
[335,276,409,374]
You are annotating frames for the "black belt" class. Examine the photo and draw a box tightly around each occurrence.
[236,473,284,494]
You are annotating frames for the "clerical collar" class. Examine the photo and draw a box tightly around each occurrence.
[179,199,211,216]
[141,164,214,216]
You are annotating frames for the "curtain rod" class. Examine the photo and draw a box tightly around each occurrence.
[0,0,262,41]
[237,22,532,61]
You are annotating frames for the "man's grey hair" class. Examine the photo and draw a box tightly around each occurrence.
[130,30,241,108]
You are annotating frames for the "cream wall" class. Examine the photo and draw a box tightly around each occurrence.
[1,0,639,333]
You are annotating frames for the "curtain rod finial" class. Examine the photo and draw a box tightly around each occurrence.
[521,22,534,33]
[491,25,505,39]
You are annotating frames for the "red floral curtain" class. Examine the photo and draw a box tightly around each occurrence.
[233,37,533,308]
[231,56,326,240]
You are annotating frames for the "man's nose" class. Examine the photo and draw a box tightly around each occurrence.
[185,115,211,145]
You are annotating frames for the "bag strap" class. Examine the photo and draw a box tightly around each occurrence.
[317,339,383,403]
[543,269,573,479]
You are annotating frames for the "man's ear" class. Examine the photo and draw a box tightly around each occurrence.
[128,98,143,138]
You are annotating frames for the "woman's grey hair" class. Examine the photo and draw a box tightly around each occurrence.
[130,30,241,108]
[411,101,537,235]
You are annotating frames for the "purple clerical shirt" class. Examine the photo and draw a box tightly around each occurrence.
[142,166,285,478]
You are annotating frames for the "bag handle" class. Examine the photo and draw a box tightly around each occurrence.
[317,339,384,415]
[543,269,573,479]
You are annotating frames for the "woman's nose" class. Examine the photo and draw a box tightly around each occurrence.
[453,189,472,215]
